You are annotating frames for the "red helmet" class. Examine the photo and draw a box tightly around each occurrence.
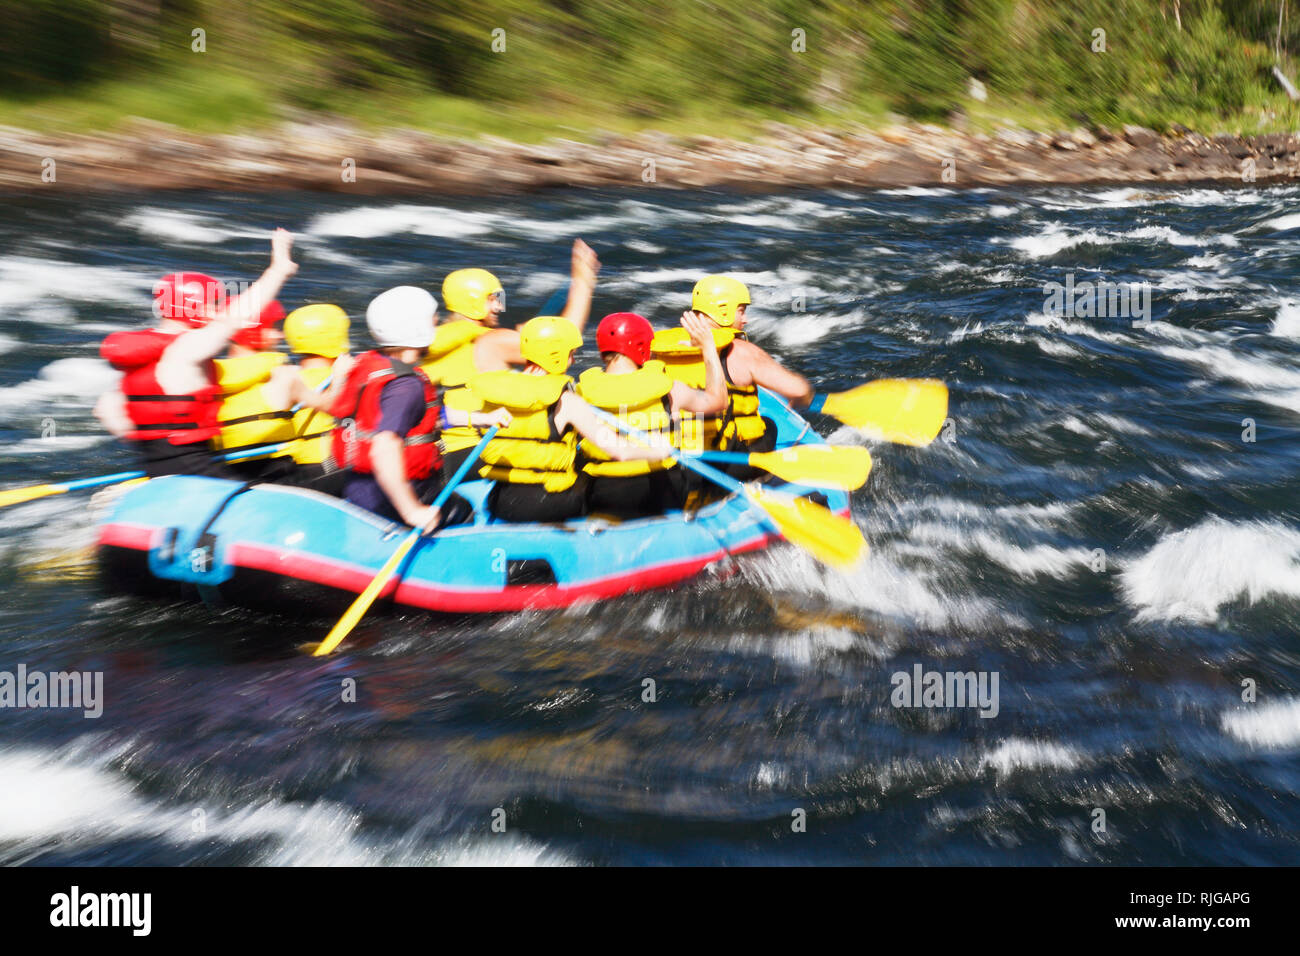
[153,272,226,327]
[232,299,285,351]
[596,312,653,367]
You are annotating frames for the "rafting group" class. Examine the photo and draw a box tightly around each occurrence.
[91,228,831,532]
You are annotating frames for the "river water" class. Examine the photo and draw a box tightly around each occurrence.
[0,184,1297,865]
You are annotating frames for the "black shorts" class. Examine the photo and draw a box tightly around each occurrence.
[488,474,591,523]
[586,468,687,519]
[130,439,240,479]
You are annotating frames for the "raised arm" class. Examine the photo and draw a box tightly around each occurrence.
[165,229,298,365]
[669,310,728,416]
[738,340,814,407]
[559,392,673,462]
[559,239,600,333]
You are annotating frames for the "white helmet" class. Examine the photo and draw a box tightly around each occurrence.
[366,286,437,348]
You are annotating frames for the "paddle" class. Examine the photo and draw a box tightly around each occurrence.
[309,425,500,657]
[690,445,873,491]
[0,440,299,510]
[0,470,153,509]
[806,378,949,447]
[590,408,866,569]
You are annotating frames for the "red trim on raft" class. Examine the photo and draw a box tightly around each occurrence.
[224,535,774,612]
[96,504,851,613]
[98,521,159,549]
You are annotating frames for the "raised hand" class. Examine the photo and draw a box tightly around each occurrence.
[570,239,600,285]
[270,227,298,277]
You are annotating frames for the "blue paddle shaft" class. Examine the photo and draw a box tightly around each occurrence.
[691,451,749,466]
[62,470,146,492]
[429,425,500,511]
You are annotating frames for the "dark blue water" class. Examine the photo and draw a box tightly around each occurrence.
[0,184,1297,864]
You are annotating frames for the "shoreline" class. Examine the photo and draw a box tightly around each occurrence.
[2,120,1297,195]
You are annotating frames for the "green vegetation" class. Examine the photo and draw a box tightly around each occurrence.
[3,0,1300,139]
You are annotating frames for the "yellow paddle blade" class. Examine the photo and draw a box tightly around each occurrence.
[821,379,949,447]
[747,487,867,569]
[748,445,873,490]
[312,530,420,657]
[0,484,67,509]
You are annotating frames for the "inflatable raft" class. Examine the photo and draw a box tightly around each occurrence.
[96,389,849,614]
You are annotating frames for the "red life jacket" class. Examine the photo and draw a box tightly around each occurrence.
[100,328,222,445]
[329,350,443,478]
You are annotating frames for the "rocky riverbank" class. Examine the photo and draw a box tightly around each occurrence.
[3,119,1297,194]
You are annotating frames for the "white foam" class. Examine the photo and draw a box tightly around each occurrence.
[0,745,575,866]
[978,739,1084,775]
[745,307,865,348]
[947,321,983,343]
[306,204,500,239]
[0,358,120,413]
[726,625,886,670]
[1121,518,1300,623]
[877,186,957,197]
[1272,300,1300,337]
[2,434,110,456]
[907,524,1094,579]
[986,205,1018,218]
[624,239,665,255]
[1149,337,1300,412]
[710,196,850,229]
[1007,223,1238,258]
[0,257,154,312]
[740,540,1017,630]
[1221,697,1300,749]
[1007,224,1111,258]
[1262,211,1300,231]
[893,496,1079,526]
[121,208,263,245]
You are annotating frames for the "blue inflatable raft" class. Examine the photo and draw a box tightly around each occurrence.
[96,390,849,614]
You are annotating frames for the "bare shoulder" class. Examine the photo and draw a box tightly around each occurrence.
[476,327,523,368]
[726,337,768,385]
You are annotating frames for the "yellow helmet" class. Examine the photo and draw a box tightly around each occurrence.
[442,268,504,321]
[283,304,351,358]
[691,275,751,327]
[519,316,581,374]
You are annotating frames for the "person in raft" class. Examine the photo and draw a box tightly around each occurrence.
[328,286,511,531]
[650,274,814,480]
[95,228,299,477]
[256,304,355,493]
[210,298,298,482]
[469,316,675,523]
[576,310,727,518]
[422,240,601,478]
[208,302,354,491]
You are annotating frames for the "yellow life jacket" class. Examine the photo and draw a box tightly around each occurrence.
[213,353,294,454]
[649,327,766,449]
[286,365,334,465]
[470,371,578,492]
[576,361,676,477]
[419,321,490,455]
